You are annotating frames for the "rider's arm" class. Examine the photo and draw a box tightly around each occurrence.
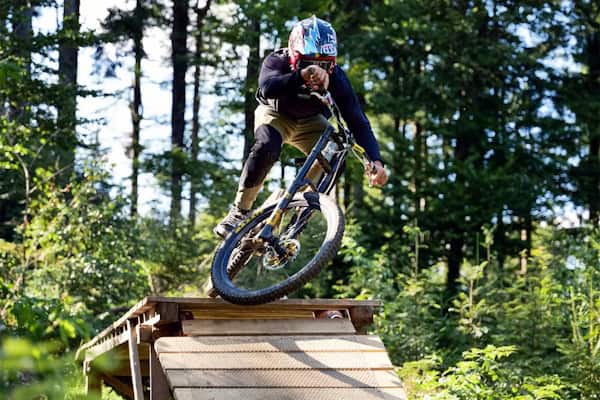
[258,51,304,99]
[329,67,383,164]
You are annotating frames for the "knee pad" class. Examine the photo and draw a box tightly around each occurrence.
[252,124,282,162]
[240,125,282,188]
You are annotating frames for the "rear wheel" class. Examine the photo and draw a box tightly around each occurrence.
[211,192,344,305]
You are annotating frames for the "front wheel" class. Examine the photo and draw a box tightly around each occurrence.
[211,192,344,305]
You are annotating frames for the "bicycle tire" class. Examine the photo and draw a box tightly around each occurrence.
[211,191,344,305]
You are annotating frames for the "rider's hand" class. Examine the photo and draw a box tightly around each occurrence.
[301,65,329,91]
[366,160,388,187]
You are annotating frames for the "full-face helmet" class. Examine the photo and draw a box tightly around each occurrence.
[288,15,337,73]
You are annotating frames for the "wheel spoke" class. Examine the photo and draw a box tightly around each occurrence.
[211,193,343,304]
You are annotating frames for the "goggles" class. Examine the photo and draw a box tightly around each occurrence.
[298,57,336,73]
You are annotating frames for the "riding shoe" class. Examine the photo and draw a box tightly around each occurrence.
[214,205,250,238]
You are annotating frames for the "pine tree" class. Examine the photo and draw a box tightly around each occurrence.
[57,0,80,182]
[189,0,212,227]
[560,1,600,227]
[170,0,189,224]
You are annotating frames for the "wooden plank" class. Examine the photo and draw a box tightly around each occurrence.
[76,298,155,360]
[85,330,130,360]
[150,345,171,400]
[182,319,356,336]
[155,335,386,353]
[127,320,145,400]
[78,298,380,362]
[189,309,315,320]
[173,387,407,400]
[158,297,380,309]
[165,369,402,388]
[159,351,393,370]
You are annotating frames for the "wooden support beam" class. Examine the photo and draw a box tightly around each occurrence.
[138,323,154,343]
[85,362,102,396]
[127,319,145,400]
[349,306,375,334]
[182,318,356,336]
[157,302,179,325]
[150,344,172,400]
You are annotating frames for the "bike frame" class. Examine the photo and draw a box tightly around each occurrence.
[256,91,371,252]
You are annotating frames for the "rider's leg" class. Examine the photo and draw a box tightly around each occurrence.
[214,124,283,238]
[234,124,283,210]
[287,114,332,186]
[231,105,296,210]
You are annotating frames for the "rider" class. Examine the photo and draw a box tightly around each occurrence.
[214,15,388,238]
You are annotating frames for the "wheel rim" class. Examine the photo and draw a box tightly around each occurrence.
[225,203,328,293]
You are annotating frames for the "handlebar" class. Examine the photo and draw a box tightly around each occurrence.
[298,90,377,174]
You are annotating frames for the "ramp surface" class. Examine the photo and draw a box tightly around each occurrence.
[78,297,406,399]
[155,335,406,400]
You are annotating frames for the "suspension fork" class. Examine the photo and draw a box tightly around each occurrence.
[257,125,335,248]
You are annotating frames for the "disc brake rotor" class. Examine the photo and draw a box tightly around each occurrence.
[262,239,301,271]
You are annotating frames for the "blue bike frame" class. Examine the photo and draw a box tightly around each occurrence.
[255,91,370,256]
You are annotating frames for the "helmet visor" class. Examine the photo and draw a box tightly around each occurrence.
[298,57,335,73]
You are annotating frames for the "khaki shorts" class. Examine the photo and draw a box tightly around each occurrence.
[234,105,331,210]
[254,104,331,154]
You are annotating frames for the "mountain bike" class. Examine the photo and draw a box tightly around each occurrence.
[210,90,375,305]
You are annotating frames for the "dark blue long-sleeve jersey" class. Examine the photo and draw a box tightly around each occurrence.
[257,49,383,163]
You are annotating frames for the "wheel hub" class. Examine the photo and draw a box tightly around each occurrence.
[263,239,301,270]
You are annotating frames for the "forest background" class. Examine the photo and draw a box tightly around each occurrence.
[1,0,599,398]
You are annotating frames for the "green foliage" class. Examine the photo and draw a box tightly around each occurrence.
[554,232,600,398]
[136,215,211,294]
[399,346,565,399]
[20,166,149,315]
[0,337,85,399]
[337,220,599,398]
[440,346,564,400]
[0,164,148,395]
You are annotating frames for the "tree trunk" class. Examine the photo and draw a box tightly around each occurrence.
[495,210,505,269]
[519,212,532,275]
[413,122,424,222]
[9,0,32,122]
[591,133,600,226]
[242,16,261,162]
[189,24,201,228]
[0,4,9,116]
[170,0,189,224]
[447,125,470,294]
[189,0,212,228]
[586,32,600,226]
[387,117,403,226]
[447,236,463,295]
[130,0,143,217]
[57,0,80,181]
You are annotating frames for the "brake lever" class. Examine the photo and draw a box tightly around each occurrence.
[309,91,332,105]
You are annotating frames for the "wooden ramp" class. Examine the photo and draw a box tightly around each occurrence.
[77,297,406,400]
